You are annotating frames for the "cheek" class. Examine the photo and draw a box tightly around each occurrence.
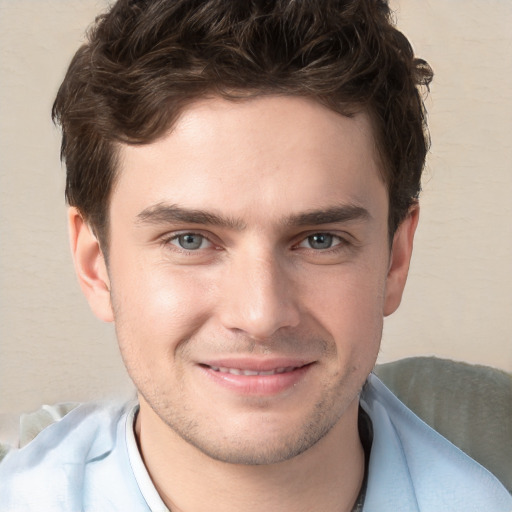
[110,261,216,353]
[109,266,217,397]
[302,262,387,350]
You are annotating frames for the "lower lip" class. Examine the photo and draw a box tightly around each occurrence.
[198,364,313,396]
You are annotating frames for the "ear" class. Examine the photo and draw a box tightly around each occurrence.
[68,207,114,322]
[383,204,420,316]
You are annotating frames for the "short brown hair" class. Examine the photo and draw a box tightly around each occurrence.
[53,0,432,251]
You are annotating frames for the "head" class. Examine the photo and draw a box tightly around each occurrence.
[56,0,432,467]
[53,0,432,256]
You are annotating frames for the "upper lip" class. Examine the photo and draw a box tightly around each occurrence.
[199,357,313,372]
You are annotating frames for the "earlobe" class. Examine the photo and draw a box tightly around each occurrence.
[68,207,114,322]
[383,204,420,316]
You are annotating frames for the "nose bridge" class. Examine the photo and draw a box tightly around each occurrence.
[217,244,300,340]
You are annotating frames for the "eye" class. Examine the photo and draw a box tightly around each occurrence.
[169,233,211,251]
[298,233,343,250]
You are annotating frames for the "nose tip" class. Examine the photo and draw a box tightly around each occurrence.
[216,255,301,341]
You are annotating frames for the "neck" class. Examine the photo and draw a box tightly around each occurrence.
[135,398,365,512]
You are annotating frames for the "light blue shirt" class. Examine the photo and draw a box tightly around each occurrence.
[0,374,510,511]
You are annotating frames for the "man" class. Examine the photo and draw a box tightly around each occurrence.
[0,0,510,510]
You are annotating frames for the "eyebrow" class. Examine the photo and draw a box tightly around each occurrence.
[136,203,370,230]
[136,203,246,230]
[284,205,370,227]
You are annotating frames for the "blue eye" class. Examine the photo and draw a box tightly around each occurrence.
[299,233,342,250]
[308,234,333,249]
[171,233,209,250]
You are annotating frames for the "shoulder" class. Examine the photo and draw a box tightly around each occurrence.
[360,374,512,512]
[0,401,143,511]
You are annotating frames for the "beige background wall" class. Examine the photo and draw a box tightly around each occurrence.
[0,0,511,417]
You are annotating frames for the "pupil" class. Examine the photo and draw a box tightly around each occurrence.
[310,234,332,249]
[180,234,201,249]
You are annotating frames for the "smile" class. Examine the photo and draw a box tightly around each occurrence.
[208,366,299,376]
[198,361,313,395]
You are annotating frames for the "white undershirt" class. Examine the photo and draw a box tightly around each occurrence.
[125,404,170,512]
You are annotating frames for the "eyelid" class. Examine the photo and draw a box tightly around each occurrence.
[158,229,355,254]
[174,233,211,250]
[293,230,352,248]
[300,233,340,247]
[160,230,219,251]
[298,233,344,249]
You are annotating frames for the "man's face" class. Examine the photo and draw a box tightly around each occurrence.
[77,96,413,465]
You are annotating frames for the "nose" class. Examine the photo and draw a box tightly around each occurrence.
[216,248,301,341]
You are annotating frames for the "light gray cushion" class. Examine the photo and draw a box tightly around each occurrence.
[375,356,512,492]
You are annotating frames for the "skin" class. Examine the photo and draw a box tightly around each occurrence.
[70,96,418,512]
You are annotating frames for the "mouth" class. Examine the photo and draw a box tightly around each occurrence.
[206,365,302,376]
[198,360,314,395]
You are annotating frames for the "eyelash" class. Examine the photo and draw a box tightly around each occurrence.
[294,233,348,252]
[160,232,216,254]
[160,231,351,255]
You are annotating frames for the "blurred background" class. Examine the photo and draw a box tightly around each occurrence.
[1,0,511,417]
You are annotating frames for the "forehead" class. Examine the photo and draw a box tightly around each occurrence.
[112,95,387,227]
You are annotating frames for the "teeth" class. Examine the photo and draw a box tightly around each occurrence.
[209,365,297,376]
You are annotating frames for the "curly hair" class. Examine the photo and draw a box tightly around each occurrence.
[52,0,432,251]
